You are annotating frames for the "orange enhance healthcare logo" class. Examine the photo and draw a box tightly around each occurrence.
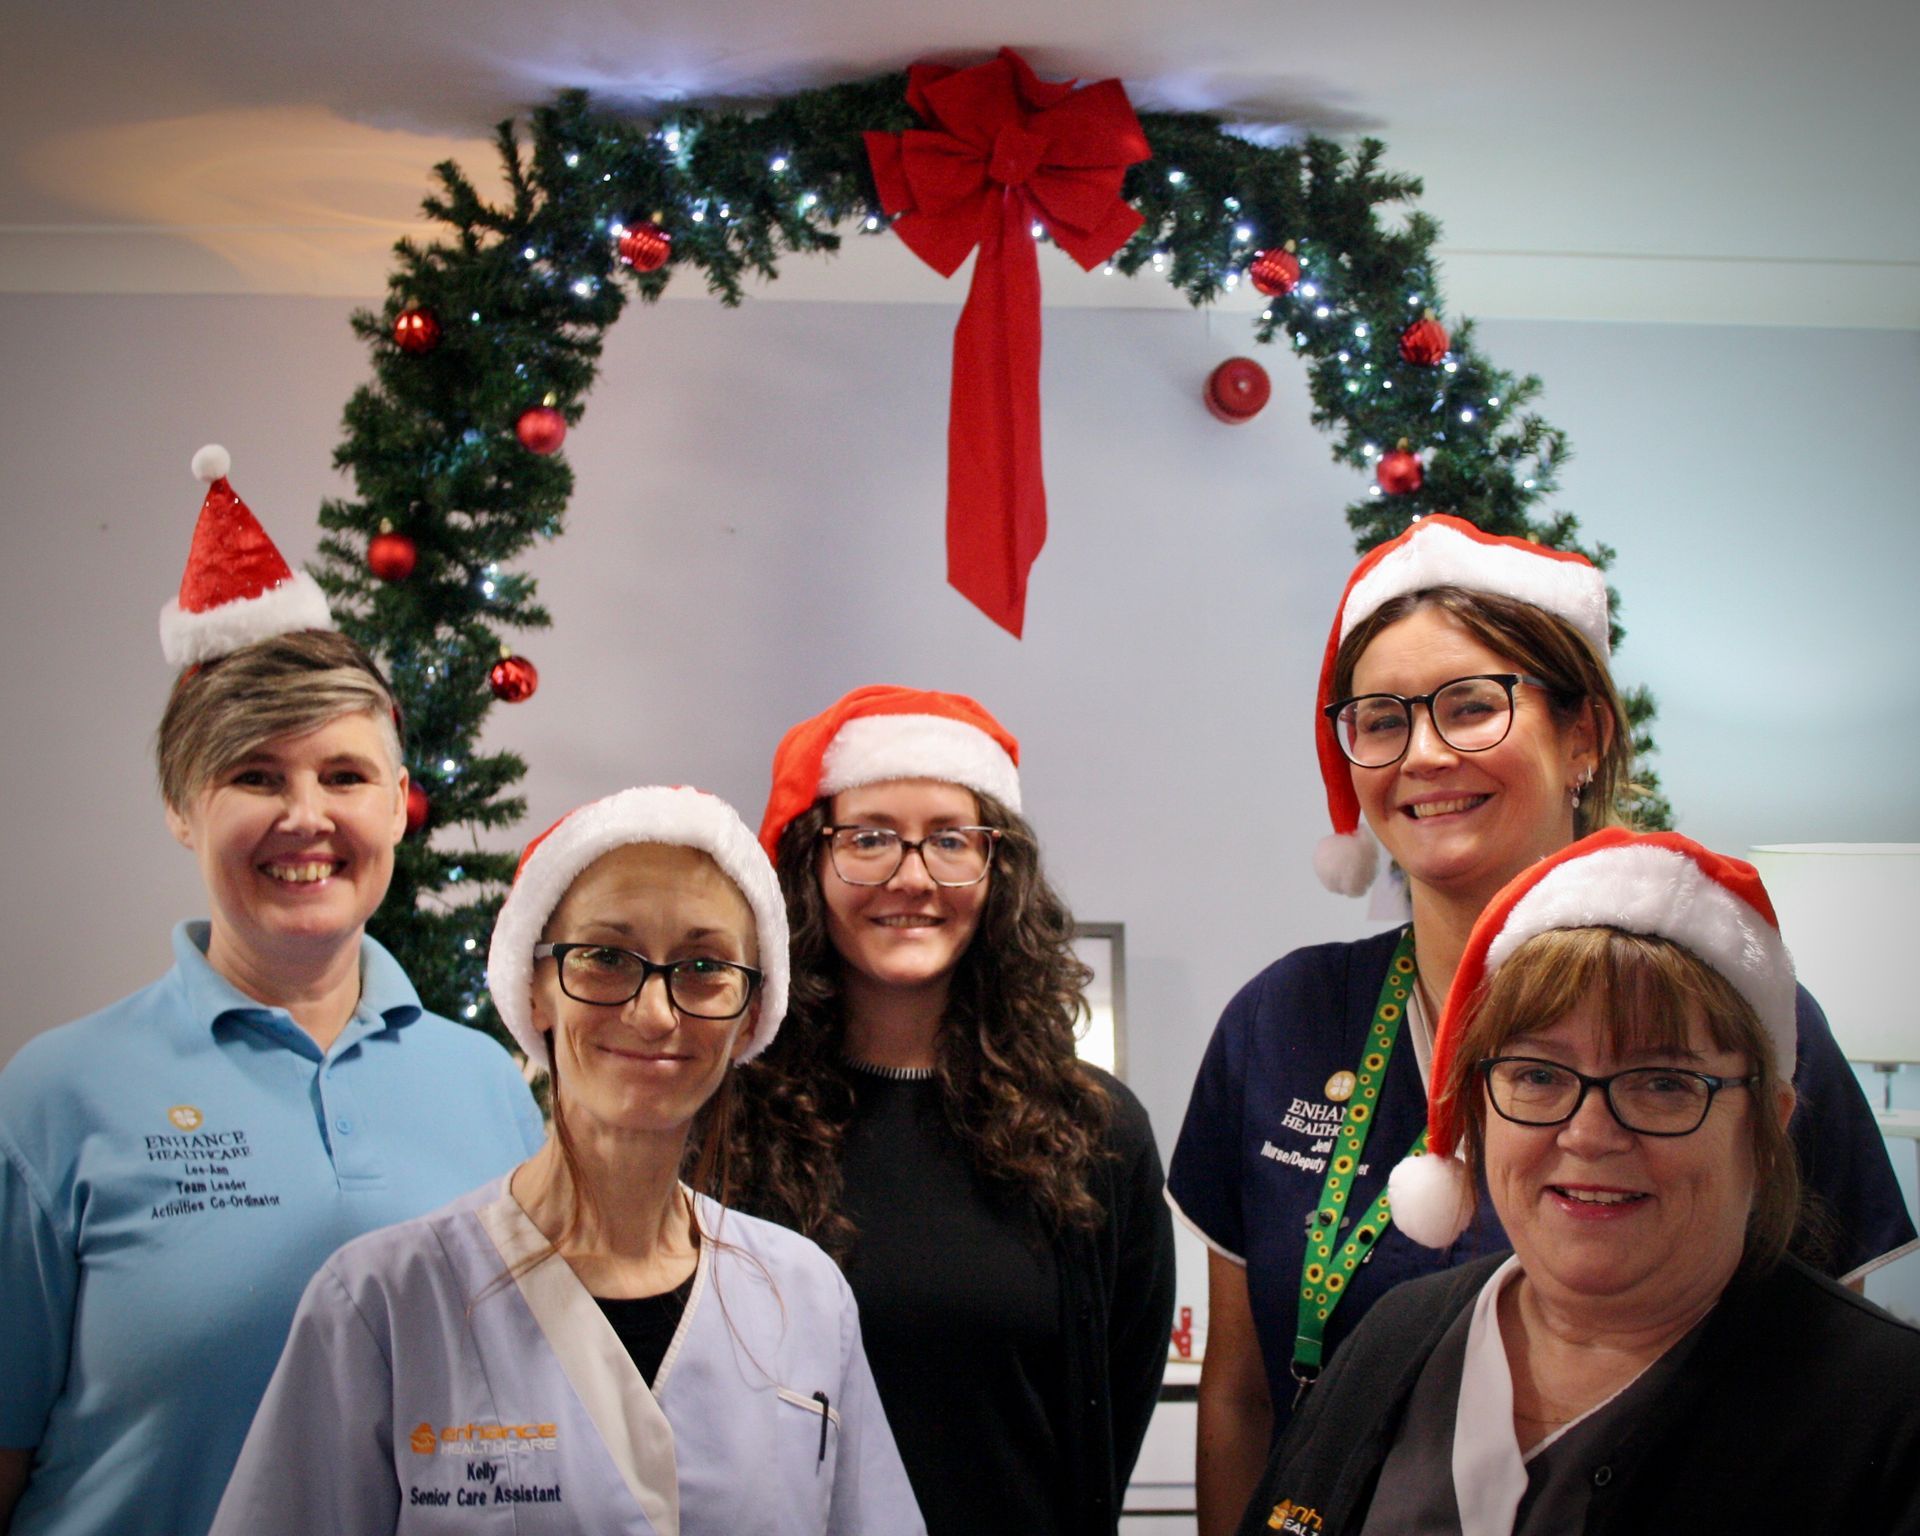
[410,1420,560,1455]
[167,1105,205,1131]
[1268,1499,1325,1532]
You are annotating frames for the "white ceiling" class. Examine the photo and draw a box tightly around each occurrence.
[5,0,1917,326]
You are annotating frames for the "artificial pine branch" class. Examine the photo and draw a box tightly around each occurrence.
[312,71,1673,1060]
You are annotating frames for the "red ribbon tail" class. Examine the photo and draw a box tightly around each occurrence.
[945,188,1045,638]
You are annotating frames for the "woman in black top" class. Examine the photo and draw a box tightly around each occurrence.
[727,685,1177,1536]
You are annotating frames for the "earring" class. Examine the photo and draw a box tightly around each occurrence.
[1570,765,1595,812]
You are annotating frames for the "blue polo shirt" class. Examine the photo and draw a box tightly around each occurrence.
[0,922,547,1536]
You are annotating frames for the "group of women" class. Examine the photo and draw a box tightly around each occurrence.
[0,449,1915,1536]
[0,449,1171,1536]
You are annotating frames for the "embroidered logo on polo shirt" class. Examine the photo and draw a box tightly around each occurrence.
[411,1423,439,1455]
[1267,1498,1324,1532]
[1324,1071,1356,1103]
[143,1115,284,1220]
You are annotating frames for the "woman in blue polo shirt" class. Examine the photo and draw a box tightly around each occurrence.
[1169,515,1918,1535]
[0,448,544,1536]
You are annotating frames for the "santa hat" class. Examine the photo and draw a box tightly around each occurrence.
[1386,828,1798,1249]
[488,786,790,1071]
[158,445,333,669]
[1313,514,1611,896]
[759,685,1022,859]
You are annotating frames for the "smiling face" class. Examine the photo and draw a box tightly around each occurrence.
[165,710,408,987]
[1346,605,1595,910]
[819,778,989,1009]
[1483,993,1762,1325]
[534,842,759,1142]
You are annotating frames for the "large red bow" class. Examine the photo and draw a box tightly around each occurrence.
[865,49,1150,636]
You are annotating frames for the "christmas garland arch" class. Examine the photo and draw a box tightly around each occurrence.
[315,60,1669,1041]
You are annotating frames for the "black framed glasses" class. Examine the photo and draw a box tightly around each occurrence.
[820,825,1001,887]
[1478,1056,1757,1137]
[532,943,761,1020]
[1323,673,1550,769]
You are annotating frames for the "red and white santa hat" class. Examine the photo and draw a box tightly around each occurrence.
[758,684,1022,859]
[158,445,333,669]
[1313,514,1611,896]
[1386,827,1798,1249]
[488,786,790,1071]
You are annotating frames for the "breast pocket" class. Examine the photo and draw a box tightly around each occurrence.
[774,1386,842,1505]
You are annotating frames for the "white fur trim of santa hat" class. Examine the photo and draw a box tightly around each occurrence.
[160,574,333,669]
[488,786,790,1072]
[821,713,1022,814]
[1340,515,1612,660]
[1482,842,1797,1078]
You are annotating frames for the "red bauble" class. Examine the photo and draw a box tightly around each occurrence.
[515,406,566,455]
[617,220,672,272]
[392,307,441,354]
[489,654,539,703]
[1398,312,1451,366]
[405,782,431,835]
[367,529,417,582]
[1204,357,1271,424]
[1249,247,1301,298]
[1377,444,1425,496]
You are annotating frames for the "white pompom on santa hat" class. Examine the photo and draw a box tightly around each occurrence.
[1385,827,1799,1249]
[488,786,790,1073]
[1312,514,1612,895]
[158,445,333,668]
[758,684,1021,858]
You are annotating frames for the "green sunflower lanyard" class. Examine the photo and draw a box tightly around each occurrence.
[1291,928,1429,1403]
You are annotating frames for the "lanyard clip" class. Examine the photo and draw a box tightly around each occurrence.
[1289,1359,1320,1412]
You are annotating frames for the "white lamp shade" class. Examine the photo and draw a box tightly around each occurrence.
[1749,843,1920,1065]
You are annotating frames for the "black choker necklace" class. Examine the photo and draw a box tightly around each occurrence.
[840,1055,935,1081]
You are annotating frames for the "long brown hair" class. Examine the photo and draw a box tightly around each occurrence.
[718,792,1112,1260]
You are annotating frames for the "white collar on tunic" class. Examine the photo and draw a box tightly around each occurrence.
[476,1177,712,1536]
[1452,1255,1675,1536]
[1405,973,1436,1091]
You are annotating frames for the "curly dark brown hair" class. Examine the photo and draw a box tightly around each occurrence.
[710,791,1112,1260]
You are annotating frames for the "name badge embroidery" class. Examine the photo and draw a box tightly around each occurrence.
[144,1107,283,1219]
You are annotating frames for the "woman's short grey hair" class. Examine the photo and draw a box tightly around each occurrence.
[156,630,402,811]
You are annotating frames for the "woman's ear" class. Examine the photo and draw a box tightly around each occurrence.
[1773,1082,1797,1133]
[729,1004,760,1062]
[385,767,411,848]
[1565,697,1607,783]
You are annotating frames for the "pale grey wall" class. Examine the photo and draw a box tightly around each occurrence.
[2,294,1915,1312]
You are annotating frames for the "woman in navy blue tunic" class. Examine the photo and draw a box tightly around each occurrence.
[1168,515,1916,1535]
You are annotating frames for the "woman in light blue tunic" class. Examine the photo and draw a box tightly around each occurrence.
[212,785,924,1536]
[0,449,543,1536]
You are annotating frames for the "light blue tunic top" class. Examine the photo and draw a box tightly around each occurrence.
[0,922,546,1536]
[210,1182,927,1536]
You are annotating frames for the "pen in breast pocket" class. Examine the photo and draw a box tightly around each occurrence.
[813,1392,830,1462]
